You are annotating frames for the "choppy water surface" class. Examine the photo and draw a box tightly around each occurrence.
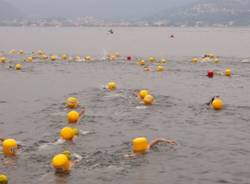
[0,27,250,184]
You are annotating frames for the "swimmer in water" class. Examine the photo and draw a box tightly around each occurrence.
[170,34,175,38]
[108,29,114,34]
[52,150,82,174]
[206,96,220,106]
[125,137,176,157]
[0,138,22,157]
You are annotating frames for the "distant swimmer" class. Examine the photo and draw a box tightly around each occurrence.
[108,29,114,34]
[170,34,175,38]
[125,137,176,157]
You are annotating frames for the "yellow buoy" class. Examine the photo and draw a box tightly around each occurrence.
[160,58,167,64]
[114,52,120,57]
[143,95,154,105]
[66,97,79,109]
[192,57,198,63]
[156,65,165,72]
[37,50,45,55]
[138,90,149,100]
[2,139,17,156]
[84,56,92,61]
[212,98,224,110]
[9,49,17,54]
[52,154,70,172]
[60,127,75,140]
[50,55,57,61]
[15,64,22,70]
[67,111,80,123]
[225,69,231,77]
[106,82,117,91]
[148,56,156,63]
[213,58,220,64]
[0,57,7,63]
[0,174,8,184]
[25,56,33,63]
[18,50,24,54]
[61,54,69,61]
[132,137,149,153]
[138,59,145,66]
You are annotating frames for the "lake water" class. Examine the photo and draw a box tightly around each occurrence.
[0,27,250,184]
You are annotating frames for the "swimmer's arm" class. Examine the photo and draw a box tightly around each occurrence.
[79,108,85,117]
[149,138,176,149]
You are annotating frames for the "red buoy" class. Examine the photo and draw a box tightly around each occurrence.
[127,56,132,61]
[207,70,214,78]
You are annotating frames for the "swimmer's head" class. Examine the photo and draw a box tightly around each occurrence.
[132,137,149,154]
[72,128,79,136]
[52,154,70,173]
[67,111,80,124]
[2,139,17,157]
[50,55,57,61]
[156,65,165,72]
[62,150,72,160]
[0,174,8,184]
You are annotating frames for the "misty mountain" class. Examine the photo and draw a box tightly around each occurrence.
[0,0,24,19]
[5,0,196,20]
[152,0,250,26]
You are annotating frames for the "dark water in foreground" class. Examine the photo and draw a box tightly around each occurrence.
[0,27,250,184]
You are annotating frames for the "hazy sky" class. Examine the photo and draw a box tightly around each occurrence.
[5,0,197,19]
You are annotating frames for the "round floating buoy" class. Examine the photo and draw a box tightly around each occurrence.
[2,139,17,157]
[106,82,117,91]
[0,57,7,63]
[75,56,81,62]
[156,65,165,72]
[84,56,92,61]
[132,137,149,153]
[213,58,220,64]
[160,58,167,64]
[225,69,231,77]
[148,57,156,63]
[114,52,120,58]
[52,154,70,172]
[143,95,154,105]
[25,57,33,63]
[18,50,24,54]
[50,55,57,61]
[67,111,80,123]
[139,90,149,100]
[61,54,68,61]
[192,57,198,63]
[9,49,17,54]
[127,56,132,61]
[212,98,224,110]
[66,97,79,109]
[15,64,22,70]
[37,50,44,55]
[0,174,8,184]
[60,127,75,140]
[138,59,145,66]
[207,70,214,78]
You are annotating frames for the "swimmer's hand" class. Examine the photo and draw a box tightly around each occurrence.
[149,138,176,149]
